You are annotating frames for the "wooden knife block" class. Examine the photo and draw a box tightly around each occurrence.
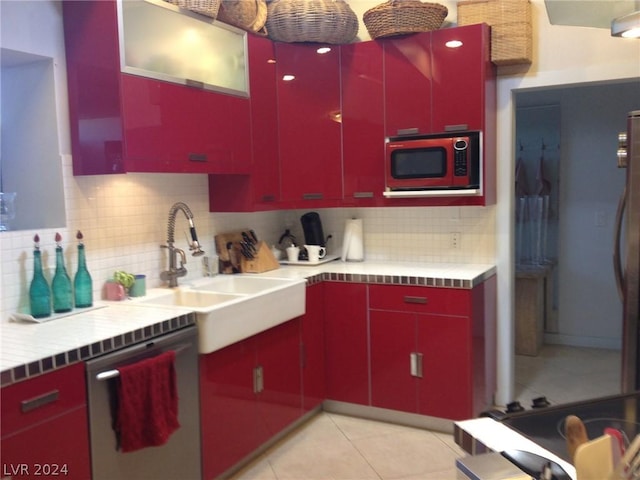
[240,241,280,273]
[214,230,279,274]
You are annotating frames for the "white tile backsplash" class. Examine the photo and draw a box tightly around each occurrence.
[1,157,495,321]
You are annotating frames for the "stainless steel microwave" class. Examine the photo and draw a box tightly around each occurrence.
[384,131,482,198]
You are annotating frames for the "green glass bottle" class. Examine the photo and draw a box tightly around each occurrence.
[29,234,51,318]
[74,230,93,308]
[52,232,72,313]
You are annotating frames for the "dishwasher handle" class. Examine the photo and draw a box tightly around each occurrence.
[95,342,192,381]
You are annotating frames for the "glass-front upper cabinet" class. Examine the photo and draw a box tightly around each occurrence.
[118,0,248,97]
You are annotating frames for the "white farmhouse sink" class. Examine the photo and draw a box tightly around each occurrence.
[189,275,298,295]
[139,289,243,308]
[139,275,306,354]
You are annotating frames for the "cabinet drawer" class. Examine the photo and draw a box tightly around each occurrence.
[1,363,87,437]
[368,285,471,316]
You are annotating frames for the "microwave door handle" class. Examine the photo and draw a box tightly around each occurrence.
[613,184,627,301]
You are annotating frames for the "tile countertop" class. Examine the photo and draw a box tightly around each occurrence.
[267,260,496,288]
[1,261,495,387]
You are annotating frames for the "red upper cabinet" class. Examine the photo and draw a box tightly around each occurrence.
[382,32,433,137]
[209,34,280,212]
[276,43,343,207]
[341,41,386,206]
[431,23,494,134]
[63,0,251,175]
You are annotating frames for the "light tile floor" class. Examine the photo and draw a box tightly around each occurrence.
[514,344,621,407]
[230,412,465,480]
[231,345,621,480]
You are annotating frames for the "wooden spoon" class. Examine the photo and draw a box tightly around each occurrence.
[565,415,589,462]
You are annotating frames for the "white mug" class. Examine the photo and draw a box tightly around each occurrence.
[286,245,300,262]
[305,245,326,263]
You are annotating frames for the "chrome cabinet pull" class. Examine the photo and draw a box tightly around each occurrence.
[444,124,468,132]
[397,127,419,136]
[253,365,264,394]
[404,295,427,304]
[21,389,60,413]
[302,193,323,200]
[353,192,374,199]
[410,353,423,378]
[188,153,208,162]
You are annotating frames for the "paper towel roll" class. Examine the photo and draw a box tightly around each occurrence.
[342,218,364,262]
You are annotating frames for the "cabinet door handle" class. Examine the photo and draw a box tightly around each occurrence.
[185,79,205,89]
[404,296,428,304]
[444,124,469,132]
[253,365,264,394]
[302,193,324,200]
[261,194,276,203]
[188,153,208,163]
[21,389,60,413]
[410,353,423,378]
[353,192,374,199]
[397,127,420,136]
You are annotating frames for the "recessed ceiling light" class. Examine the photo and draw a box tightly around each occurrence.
[282,74,295,81]
[317,47,332,54]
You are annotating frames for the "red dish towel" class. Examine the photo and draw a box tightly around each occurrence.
[115,350,180,453]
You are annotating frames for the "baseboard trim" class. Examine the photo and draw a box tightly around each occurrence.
[544,333,621,350]
[322,400,454,434]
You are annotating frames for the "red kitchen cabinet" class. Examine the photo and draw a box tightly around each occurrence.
[63,0,251,176]
[199,338,264,480]
[382,32,433,137]
[276,43,343,207]
[323,282,369,405]
[199,319,302,479]
[368,281,495,420]
[431,24,493,134]
[1,362,91,480]
[341,41,386,206]
[301,283,326,411]
[209,34,280,212]
[254,319,303,435]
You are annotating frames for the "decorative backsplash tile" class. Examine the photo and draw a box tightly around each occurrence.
[0,156,495,321]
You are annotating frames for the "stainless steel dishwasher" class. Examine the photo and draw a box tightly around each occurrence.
[86,325,201,480]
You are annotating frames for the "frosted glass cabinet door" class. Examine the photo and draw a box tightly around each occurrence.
[118,0,248,96]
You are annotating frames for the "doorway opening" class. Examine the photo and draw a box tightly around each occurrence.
[512,78,640,407]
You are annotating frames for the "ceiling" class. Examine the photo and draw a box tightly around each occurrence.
[544,0,640,29]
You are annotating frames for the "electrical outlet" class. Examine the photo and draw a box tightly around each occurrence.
[451,232,461,249]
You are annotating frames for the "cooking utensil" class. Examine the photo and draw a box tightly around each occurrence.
[574,434,618,480]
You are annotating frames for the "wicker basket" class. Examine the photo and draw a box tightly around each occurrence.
[217,0,268,35]
[163,0,221,18]
[266,0,359,44]
[457,0,532,65]
[363,0,448,39]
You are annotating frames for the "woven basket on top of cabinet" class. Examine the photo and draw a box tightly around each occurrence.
[266,0,359,44]
[363,0,448,39]
[217,0,268,35]
[163,0,221,18]
[457,0,532,65]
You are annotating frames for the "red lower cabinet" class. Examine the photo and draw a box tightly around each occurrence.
[301,283,326,411]
[369,282,494,420]
[370,309,472,418]
[0,363,91,480]
[323,282,369,405]
[199,320,302,479]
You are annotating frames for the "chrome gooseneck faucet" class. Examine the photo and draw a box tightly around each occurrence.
[161,202,205,287]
